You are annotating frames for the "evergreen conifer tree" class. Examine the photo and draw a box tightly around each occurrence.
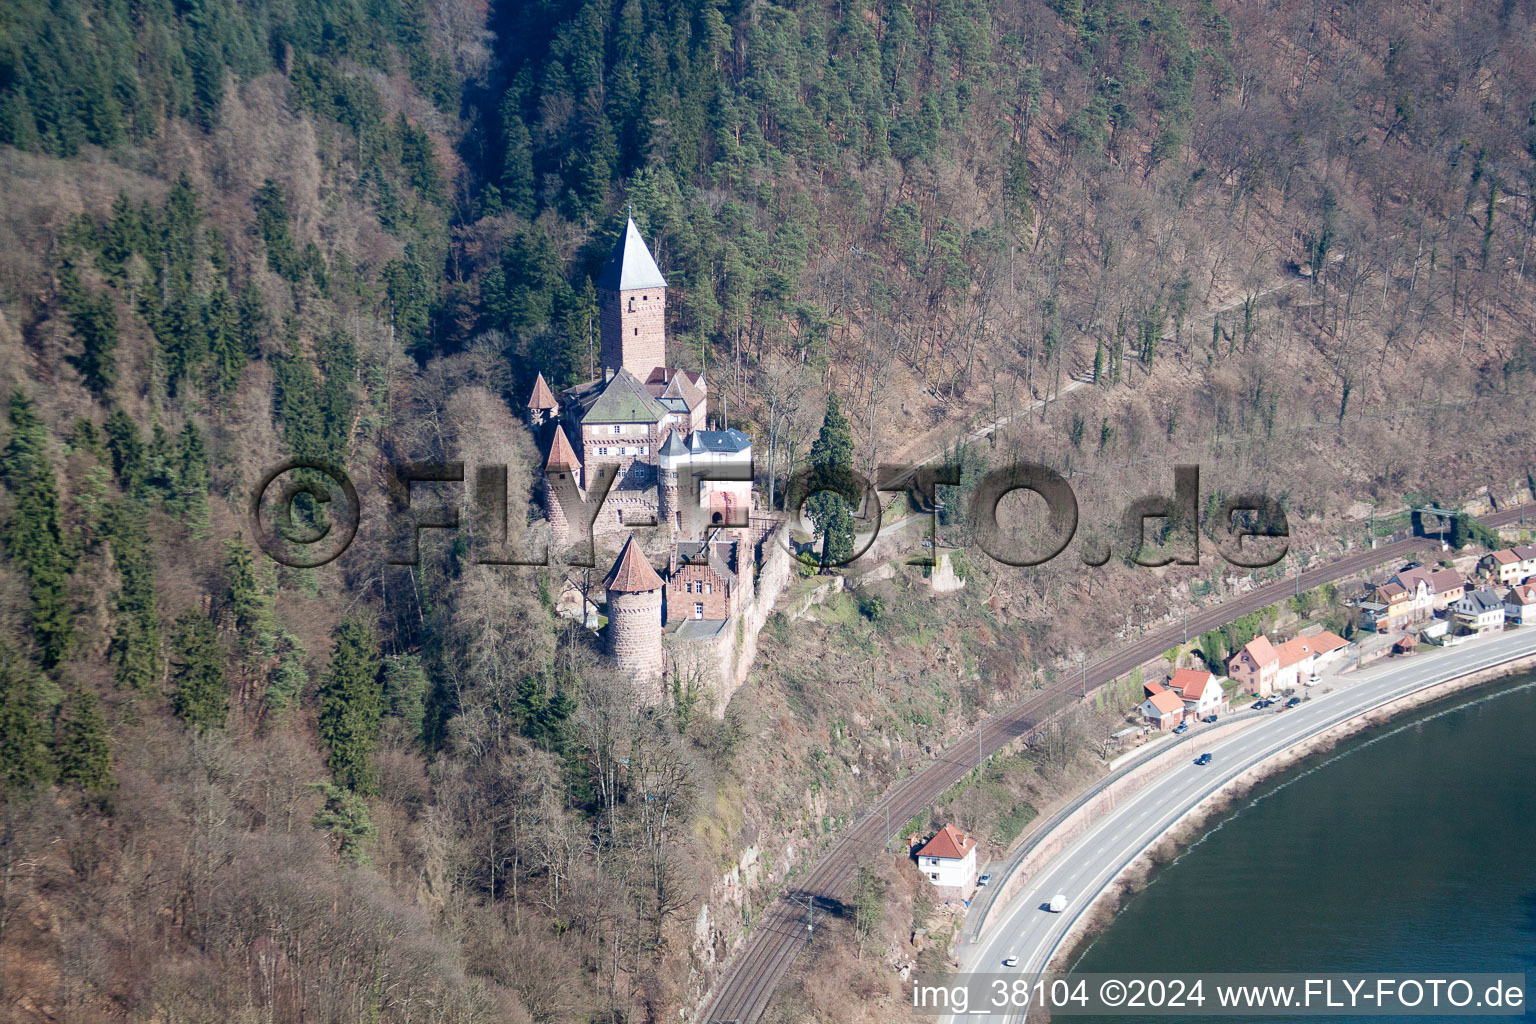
[318,618,383,792]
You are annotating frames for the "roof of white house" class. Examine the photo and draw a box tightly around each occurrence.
[917,824,975,861]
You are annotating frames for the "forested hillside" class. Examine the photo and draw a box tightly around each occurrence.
[2,0,1536,1022]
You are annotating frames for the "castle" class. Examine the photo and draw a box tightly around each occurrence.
[527,218,790,707]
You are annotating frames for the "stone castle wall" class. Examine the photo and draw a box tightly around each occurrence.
[665,519,794,716]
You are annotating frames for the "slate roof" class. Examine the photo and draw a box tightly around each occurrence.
[596,217,667,291]
[659,431,688,458]
[1459,587,1504,613]
[688,428,752,454]
[584,368,667,424]
[673,618,729,640]
[605,535,664,593]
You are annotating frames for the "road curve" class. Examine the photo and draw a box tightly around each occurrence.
[955,623,1536,1024]
[695,504,1535,1024]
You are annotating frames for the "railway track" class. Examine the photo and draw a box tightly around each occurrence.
[696,504,1533,1024]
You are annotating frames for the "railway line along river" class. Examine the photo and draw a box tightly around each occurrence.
[1067,672,1536,1022]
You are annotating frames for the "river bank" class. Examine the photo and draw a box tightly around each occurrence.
[1044,643,1536,972]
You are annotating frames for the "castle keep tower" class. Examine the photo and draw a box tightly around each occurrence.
[604,535,664,696]
[597,217,667,382]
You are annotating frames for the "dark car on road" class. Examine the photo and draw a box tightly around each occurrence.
[1195,753,1213,765]
[1173,723,1190,734]
[1284,696,1302,708]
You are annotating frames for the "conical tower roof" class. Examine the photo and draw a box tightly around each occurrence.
[596,217,667,291]
[527,372,557,410]
[659,430,688,458]
[605,535,664,593]
[545,427,582,471]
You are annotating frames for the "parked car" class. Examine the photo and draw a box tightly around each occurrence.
[1173,723,1190,735]
[1002,955,1020,967]
[1284,697,1302,708]
[1195,753,1213,766]
[1203,714,1218,723]
[978,873,992,886]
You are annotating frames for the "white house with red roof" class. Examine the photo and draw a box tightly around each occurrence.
[1480,545,1536,585]
[915,824,977,888]
[1505,583,1536,625]
[1138,687,1188,729]
[1169,667,1228,718]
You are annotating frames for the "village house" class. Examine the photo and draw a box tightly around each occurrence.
[1453,587,1506,635]
[1226,635,1278,695]
[914,824,977,888]
[1356,580,1417,633]
[1479,545,1536,585]
[1138,684,1188,729]
[1168,667,1229,719]
[1505,583,1536,625]
[1389,564,1466,613]
[1272,631,1351,690]
[665,538,748,624]
[1228,630,1350,697]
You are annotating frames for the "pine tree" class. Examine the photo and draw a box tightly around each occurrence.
[2,392,76,667]
[381,655,428,746]
[54,686,112,791]
[204,283,243,393]
[499,107,536,219]
[806,392,857,568]
[170,612,227,730]
[174,422,210,534]
[318,618,383,792]
[0,643,54,792]
[102,409,145,492]
[309,782,377,863]
[103,503,160,692]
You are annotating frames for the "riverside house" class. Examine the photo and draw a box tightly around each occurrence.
[1479,546,1536,585]
[1169,668,1228,719]
[1229,630,1350,696]
[1505,584,1536,625]
[915,824,978,888]
[1138,684,1188,729]
[1453,587,1506,635]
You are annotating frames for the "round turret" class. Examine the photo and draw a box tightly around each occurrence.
[604,536,665,698]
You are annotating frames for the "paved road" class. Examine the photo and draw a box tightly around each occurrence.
[695,503,1534,1024]
[953,625,1536,1024]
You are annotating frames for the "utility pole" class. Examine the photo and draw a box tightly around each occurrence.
[1079,651,1087,697]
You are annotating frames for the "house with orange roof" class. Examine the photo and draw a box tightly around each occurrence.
[1357,579,1416,633]
[1505,583,1536,625]
[1272,630,1350,690]
[915,824,978,888]
[1138,687,1188,730]
[1169,667,1228,719]
[1480,545,1536,585]
[1227,634,1278,696]
[1230,630,1350,696]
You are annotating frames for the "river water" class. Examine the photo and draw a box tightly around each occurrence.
[1070,673,1536,1018]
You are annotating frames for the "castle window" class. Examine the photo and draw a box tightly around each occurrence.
[613,424,622,434]
[705,582,712,594]
[628,297,635,311]
[634,327,638,336]
[598,447,608,456]
[616,509,624,524]
[694,603,704,619]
